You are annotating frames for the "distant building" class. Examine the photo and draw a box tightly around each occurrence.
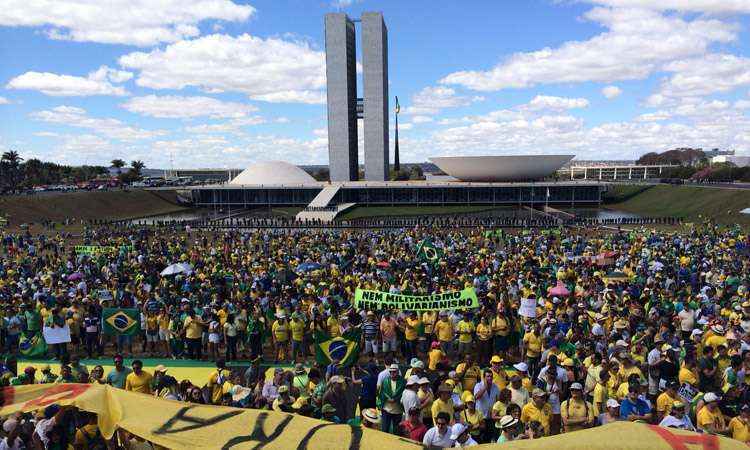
[712,155,750,167]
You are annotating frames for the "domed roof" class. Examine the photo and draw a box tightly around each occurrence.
[229,161,317,185]
[429,155,574,182]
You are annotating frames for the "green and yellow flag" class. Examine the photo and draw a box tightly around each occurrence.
[416,238,444,265]
[19,332,47,358]
[102,308,140,336]
[315,328,360,367]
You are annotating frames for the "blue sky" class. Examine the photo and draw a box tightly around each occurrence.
[1,0,749,169]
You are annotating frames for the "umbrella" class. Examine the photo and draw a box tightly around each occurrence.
[296,262,323,273]
[67,272,84,282]
[161,263,193,277]
[547,281,570,297]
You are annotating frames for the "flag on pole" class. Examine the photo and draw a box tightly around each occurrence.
[19,332,47,358]
[416,239,444,265]
[102,308,140,335]
[314,328,360,367]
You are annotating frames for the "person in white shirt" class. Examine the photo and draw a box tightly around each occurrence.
[473,370,500,418]
[401,376,420,416]
[658,401,695,431]
[0,418,23,450]
[423,412,454,448]
[450,423,478,447]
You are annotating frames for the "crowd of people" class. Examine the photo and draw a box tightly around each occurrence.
[0,220,749,448]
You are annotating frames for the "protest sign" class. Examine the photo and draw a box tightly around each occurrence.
[519,298,538,318]
[354,287,478,311]
[42,325,71,344]
[677,383,699,404]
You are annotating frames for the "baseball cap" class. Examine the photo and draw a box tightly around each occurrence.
[570,382,583,391]
[606,399,620,408]
[704,392,720,403]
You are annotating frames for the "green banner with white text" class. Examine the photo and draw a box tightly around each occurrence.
[354,287,479,312]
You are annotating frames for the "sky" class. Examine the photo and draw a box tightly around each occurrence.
[1,0,749,169]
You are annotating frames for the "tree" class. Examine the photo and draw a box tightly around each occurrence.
[1,150,23,192]
[111,159,126,175]
[130,160,145,177]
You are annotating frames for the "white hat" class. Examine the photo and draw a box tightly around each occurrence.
[2,419,17,433]
[449,423,468,440]
[406,375,420,386]
[691,329,704,336]
[570,382,583,391]
[389,363,400,371]
[711,325,725,335]
[704,392,721,403]
[497,415,519,430]
[513,362,528,372]
[606,399,620,408]
[616,339,629,347]
[418,377,430,385]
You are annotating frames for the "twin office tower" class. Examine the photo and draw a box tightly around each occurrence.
[325,12,389,182]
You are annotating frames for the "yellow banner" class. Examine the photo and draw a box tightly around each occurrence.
[0,384,746,450]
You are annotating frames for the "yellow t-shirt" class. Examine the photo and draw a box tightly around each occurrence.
[326,317,340,338]
[462,408,484,436]
[697,406,726,431]
[679,367,698,386]
[74,424,101,449]
[272,320,289,342]
[521,402,552,435]
[405,318,421,341]
[208,369,228,404]
[457,320,475,344]
[593,383,608,416]
[491,316,509,336]
[290,320,305,342]
[491,368,508,390]
[125,371,153,394]
[561,399,594,431]
[184,316,203,339]
[428,349,445,371]
[476,322,493,341]
[705,334,728,350]
[491,400,507,419]
[422,312,437,334]
[728,416,750,442]
[523,332,542,358]
[656,392,677,416]
[431,398,454,423]
[456,363,481,393]
[435,320,454,342]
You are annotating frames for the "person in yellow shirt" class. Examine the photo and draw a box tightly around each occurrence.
[560,383,594,433]
[456,315,476,355]
[456,354,482,393]
[656,381,679,421]
[476,316,493,365]
[326,315,340,338]
[461,393,484,440]
[705,325,727,349]
[74,412,104,449]
[592,371,610,417]
[124,360,153,394]
[491,311,510,358]
[697,393,728,434]
[403,312,421,361]
[489,355,508,390]
[679,357,699,386]
[728,405,750,443]
[522,324,542,377]
[431,384,456,424]
[207,359,229,404]
[428,342,446,371]
[183,311,205,360]
[271,313,290,363]
[434,312,454,355]
[521,389,552,436]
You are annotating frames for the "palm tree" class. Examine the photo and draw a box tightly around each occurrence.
[130,160,145,177]
[111,159,125,175]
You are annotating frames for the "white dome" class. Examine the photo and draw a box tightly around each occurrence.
[229,161,317,185]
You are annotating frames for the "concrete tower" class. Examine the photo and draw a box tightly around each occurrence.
[362,12,389,182]
[324,13,359,182]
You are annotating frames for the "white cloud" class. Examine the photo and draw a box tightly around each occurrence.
[30,106,165,141]
[735,100,750,110]
[403,86,481,115]
[524,95,589,111]
[635,111,671,122]
[119,33,326,104]
[184,116,266,134]
[602,85,622,99]
[411,116,434,124]
[0,0,254,46]
[656,54,750,98]
[440,7,736,91]
[121,95,258,119]
[33,131,59,137]
[585,0,750,14]
[6,66,130,96]
[0,96,9,104]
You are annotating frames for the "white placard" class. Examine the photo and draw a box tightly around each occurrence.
[43,325,71,344]
[519,298,537,318]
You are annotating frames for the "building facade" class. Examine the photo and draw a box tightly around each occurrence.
[362,12,389,181]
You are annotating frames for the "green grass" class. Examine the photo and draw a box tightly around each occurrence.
[271,207,303,217]
[606,184,750,226]
[336,205,503,220]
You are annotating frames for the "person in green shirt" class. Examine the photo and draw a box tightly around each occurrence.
[22,303,42,333]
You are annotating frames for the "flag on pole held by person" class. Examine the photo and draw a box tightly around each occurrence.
[416,239,444,265]
[19,332,47,358]
[314,328,360,367]
[102,308,140,335]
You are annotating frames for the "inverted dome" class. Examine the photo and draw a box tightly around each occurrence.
[229,161,317,185]
[430,155,574,182]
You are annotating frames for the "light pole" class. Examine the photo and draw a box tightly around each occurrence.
[394,96,400,172]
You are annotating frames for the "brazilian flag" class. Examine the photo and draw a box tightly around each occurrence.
[102,308,140,335]
[315,329,360,367]
[19,332,47,358]
[416,239,444,265]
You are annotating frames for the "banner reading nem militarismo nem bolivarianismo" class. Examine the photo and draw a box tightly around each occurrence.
[354,287,479,311]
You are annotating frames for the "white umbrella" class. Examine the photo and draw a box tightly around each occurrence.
[161,263,193,276]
